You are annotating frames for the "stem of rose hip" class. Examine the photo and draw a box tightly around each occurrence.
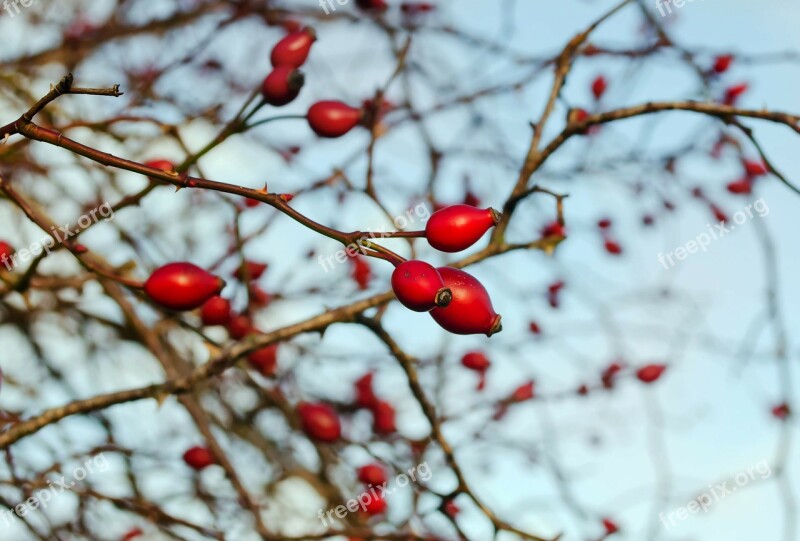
[380,230,426,239]
[245,114,306,130]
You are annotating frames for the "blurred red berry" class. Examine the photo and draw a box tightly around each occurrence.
[183,446,216,470]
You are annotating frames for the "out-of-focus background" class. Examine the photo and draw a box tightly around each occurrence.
[0,0,798,540]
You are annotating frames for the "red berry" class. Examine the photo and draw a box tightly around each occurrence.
[261,66,304,106]
[363,493,387,515]
[597,218,612,229]
[529,321,541,335]
[591,75,608,100]
[144,262,225,311]
[713,54,734,74]
[298,402,341,442]
[577,384,590,396]
[602,517,619,535]
[307,101,363,138]
[144,159,174,172]
[636,364,667,384]
[461,351,491,372]
[429,267,502,337]
[248,343,279,377]
[372,400,396,434]
[355,373,378,408]
[350,255,372,290]
[601,362,624,389]
[510,381,535,402]
[183,446,216,470]
[358,463,388,486]
[726,178,753,195]
[0,241,14,263]
[248,284,272,307]
[642,214,655,226]
[723,82,748,105]
[227,314,255,340]
[200,296,232,326]
[772,403,791,420]
[121,528,144,541]
[391,260,451,312]
[270,27,316,68]
[236,261,268,281]
[425,204,501,253]
[743,159,768,177]
[443,499,460,518]
[603,239,623,255]
[540,220,566,238]
[710,203,728,223]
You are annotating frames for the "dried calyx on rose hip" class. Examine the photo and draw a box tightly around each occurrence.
[425,204,501,253]
[270,27,316,68]
[391,260,452,312]
[307,101,363,138]
[144,262,225,311]
[261,66,305,106]
[430,267,502,336]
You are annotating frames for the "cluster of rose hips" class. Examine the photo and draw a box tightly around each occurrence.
[141,204,504,337]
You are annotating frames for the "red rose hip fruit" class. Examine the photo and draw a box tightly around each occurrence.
[248,343,279,377]
[425,204,501,252]
[200,296,232,326]
[391,260,451,312]
[145,262,225,311]
[430,267,502,336]
[183,446,216,470]
[270,27,316,68]
[636,364,667,384]
[298,402,341,442]
[358,463,388,486]
[307,101,363,138]
[261,66,304,106]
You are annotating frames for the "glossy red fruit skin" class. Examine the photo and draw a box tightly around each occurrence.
[298,402,341,442]
[270,27,316,68]
[358,463,388,486]
[511,381,535,402]
[355,373,378,408]
[461,351,490,371]
[227,314,254,340]
[391,260,451,312]
[372,400,396,434]
[183,446,215,470]
[636,364,666,383]
[201,296,232,326]
[144,262,225,311]
[425,205,500,253]
[713,54,734,74]
[726,178,753,195]
[430,267,502,337]
[144,159,175,181]
[248,344,278,377]
[591,75,607,100]
[261,66,304,106]
[364,494,387,515]
[307,101,363,138]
